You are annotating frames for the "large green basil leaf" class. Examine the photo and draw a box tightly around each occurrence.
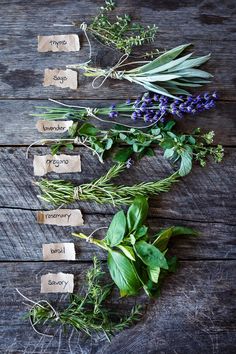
[135,240,169,270]
[79,123,99,136]
[127,196,148,232]
[153,226,198,252]
[107,250,141,296]
[105,210,126,247]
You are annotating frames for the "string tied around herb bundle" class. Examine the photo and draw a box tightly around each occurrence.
[91,53,128,89]
[73,185,83,200]
[47,98,163,130]
[16,288,60,337]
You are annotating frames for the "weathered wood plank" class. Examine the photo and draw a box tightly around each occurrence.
[0,99,235,146]
[0,0,235,40]
[0,147,235,223]
[0,0,235,99]
[0,260,235,353]
[1,208,235,261]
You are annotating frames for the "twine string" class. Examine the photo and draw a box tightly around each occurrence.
[73,186,83,200]
[86,226,108,242]
[91,53,129,89]
[16,288,60,337]
[53,22,92,63]
[48,98,165,130]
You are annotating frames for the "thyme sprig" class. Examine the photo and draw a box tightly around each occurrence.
[25,257,141,339]
[74,0,157,54]
[36,162,179,207]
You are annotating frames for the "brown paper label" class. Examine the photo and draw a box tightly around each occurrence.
[37,209,84,226]
[38,34,80,52]
[33,154,81,176]
[43,69,78,90]
[41,273,74,293]
[42,243,76,261]
[36,120,73,133]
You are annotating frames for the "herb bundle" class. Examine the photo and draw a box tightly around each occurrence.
[74,0,157,54]
[36,162,179,206]
[73,197,197,297]
[33,91,218,123]
[32,91,223,176]
[68,44,212,98]
[24,257,141,339]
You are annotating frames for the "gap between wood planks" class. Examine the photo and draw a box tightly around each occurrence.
[0,205,235,226]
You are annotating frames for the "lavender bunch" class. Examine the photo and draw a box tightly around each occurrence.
[32,92,218,124]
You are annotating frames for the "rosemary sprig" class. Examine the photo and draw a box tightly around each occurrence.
[26,257,142,339]
[68,44,212,98]
[36,162,179,206]
[74,0,157,54]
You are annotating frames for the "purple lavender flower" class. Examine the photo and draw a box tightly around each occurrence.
[109,111,118,119]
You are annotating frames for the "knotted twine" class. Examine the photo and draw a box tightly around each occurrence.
[16,288,60,337]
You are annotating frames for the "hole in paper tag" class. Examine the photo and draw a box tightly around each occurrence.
[38,34,80,52]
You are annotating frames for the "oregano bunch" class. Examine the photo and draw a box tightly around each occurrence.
[73,197,198,297]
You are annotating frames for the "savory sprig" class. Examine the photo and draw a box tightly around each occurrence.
[73,0,157,54]
[73,197,198,297]
[68,44,212,98]
[26,257,141,339]
[36,162,179,206]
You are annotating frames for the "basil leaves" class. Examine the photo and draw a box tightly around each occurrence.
[73,196,197,297]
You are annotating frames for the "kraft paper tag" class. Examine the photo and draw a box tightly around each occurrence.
[36,120,74,133]
[38,34,80,52]
[41,273,74,293]
[42,243,76,261]
[37,209,84,226]
[43,69,78,90]
[33,154,81,176]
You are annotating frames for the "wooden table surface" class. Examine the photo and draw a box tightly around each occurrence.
[0,0,235,353]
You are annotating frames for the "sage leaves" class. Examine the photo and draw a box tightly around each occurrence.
[75,44,212,99]
[73,196,197,297]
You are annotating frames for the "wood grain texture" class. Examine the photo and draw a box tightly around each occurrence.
[0,99,235,146]
[0,147,235,223]
[1,209,235,261]
[0,0,235,99]
[0,0,235,352]
[0,260,235,353]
